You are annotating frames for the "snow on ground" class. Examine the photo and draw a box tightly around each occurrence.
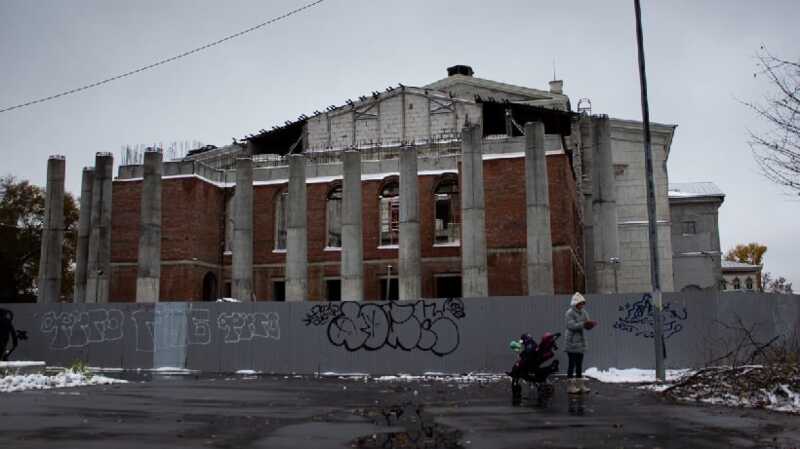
[372,372,507,383]
[1,370,127,393]
[0,361,46,369]
[584,367,693,384]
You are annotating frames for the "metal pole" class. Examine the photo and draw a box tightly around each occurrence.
[385,265,392,301]
[634,0,665,381]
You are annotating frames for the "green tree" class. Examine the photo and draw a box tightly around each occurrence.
[0,175,78,302]
[724,242,767,266]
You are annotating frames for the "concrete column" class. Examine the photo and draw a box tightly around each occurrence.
[593,116,620,293]
[136,149,162,303]
[460,125,489,297]
[37,155,66,303]
[86,152,113,303]
[579,115,596,292]
[341,150,363,301]
[73,167,94,303]
[286,154,308,301]
[232,158,253,301]
[399,146,421,300]
[525,122,554,295]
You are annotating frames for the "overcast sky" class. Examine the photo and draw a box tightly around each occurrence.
[1,0,798,286]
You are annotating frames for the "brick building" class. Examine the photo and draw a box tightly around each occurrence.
[56,65,691,304]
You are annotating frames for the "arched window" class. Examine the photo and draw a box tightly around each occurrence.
[720,279,728,291]
[202,272,218,301]
[379,181,399,246]
[745,277,753,290]
[434,176,460,245]
[733,277,741,290]
[275,189,288,250]
[326,184,342,248]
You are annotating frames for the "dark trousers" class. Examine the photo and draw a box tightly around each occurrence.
[567,352,584,378]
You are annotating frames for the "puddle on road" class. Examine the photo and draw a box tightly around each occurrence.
[351,403,463,449]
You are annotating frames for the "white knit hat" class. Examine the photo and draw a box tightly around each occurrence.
[570,292,586,307]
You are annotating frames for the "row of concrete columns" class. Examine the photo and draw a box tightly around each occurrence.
[39,119,556,303]
[40,150,163,304]
[226,121,554,301]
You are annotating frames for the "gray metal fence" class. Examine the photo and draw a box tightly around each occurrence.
[3,292,798,374]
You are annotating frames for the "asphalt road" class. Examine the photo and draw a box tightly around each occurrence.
[0,373,797,449]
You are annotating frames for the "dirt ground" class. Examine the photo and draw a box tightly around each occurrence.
[0,373,798,449]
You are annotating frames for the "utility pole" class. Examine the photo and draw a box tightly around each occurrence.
[634,0,665,381]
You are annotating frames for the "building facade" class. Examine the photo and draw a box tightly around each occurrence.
[50,65,716,303]
[669,182,725,292]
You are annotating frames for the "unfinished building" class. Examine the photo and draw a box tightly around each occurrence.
[39,65,689,303]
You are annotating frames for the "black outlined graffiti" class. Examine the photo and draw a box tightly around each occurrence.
[613,294,688,339]
[1,308,27,361]
[217,312,280,343]
[303,299,466,357]
[40,309,124,349]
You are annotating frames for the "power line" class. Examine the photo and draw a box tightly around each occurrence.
[0,0,326,114]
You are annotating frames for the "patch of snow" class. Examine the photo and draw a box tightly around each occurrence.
[235,370,261,375]
[373,373,506,383]
[216,297,241,303]
[1,370,127,393]
[0,361,46,368]
[585,367,693,384]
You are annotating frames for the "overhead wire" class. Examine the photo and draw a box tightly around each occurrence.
[0,0,326,114]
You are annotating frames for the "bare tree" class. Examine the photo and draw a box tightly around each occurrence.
[745,47,800,196]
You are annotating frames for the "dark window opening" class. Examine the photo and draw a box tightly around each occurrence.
[327,186,342,248]
[682,221,697,235]
[435,276,462,298]
[202,272,218,302]
[273,281,286,302]
[224,282,232,298]
[380,278,399,301]
[326,279,341,301]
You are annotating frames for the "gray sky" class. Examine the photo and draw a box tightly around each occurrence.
[1,0,798,285]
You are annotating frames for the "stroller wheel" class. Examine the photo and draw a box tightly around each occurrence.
[512,383,522,398]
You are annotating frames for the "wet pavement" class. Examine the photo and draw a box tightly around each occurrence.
[0,373,798,449]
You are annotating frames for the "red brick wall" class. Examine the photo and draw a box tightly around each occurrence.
[109,154,584,301]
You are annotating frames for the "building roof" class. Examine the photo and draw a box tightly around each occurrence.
[424,74,566,103]
[668,182,725,200]
[721,260,762,271]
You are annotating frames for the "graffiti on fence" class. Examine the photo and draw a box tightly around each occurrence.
[613,294,688,339]
[303,299,466,357]
[217,312,280,343]
[40,309,124,349]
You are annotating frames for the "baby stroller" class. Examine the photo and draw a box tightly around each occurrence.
[507,332,561,398]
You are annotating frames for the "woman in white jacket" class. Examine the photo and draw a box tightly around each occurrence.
[564,292,596,394]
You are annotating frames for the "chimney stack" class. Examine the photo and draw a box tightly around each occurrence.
[549,79,563,94]
[447,65,474,77]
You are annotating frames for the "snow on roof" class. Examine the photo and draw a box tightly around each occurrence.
[424,74,564,101]
[721,260,761,270]
[668,182,725,199]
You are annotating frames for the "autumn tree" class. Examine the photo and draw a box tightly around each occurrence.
[0,175,78,302]
[724,242,767,266]
[745,47,800,195]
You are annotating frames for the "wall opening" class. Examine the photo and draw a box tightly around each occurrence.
[379,278,399,301]
[435,275,462,298]
[273,281,286,302]
[325,279,341,301]
[202,272,218,302]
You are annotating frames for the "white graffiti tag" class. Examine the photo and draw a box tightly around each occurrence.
[40,309,124,349]
[217,312,280,343]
